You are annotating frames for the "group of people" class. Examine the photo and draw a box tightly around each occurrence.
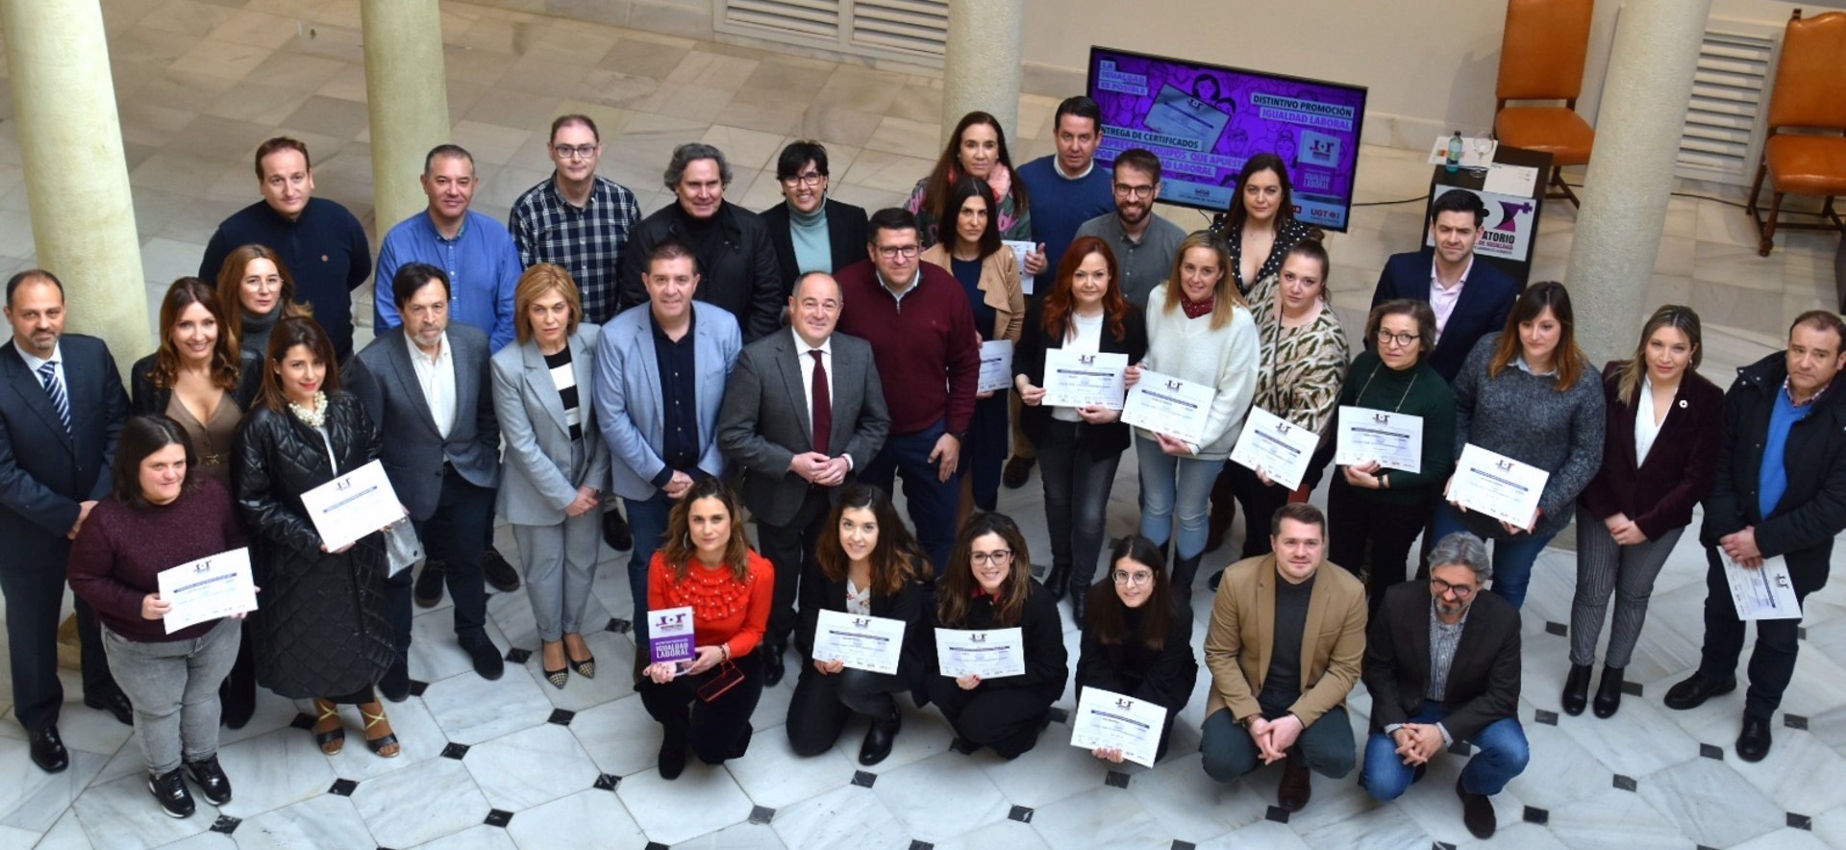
[2,93,1840,841]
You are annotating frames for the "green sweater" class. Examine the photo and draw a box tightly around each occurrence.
[1334,350,1456,505]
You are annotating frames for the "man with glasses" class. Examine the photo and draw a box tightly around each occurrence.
[1075,148,1186,309]
[761,141,868,287]
[510,115,640,325]
[835,208,979,574]
[1199,503,1364,814]
[1362,531,1526,840]
[618,143,783,342]
[1368,189,1519,382]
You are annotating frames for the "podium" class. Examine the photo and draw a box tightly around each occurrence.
[1424,146,1553,291]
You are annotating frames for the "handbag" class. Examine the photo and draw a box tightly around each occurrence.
[696,660,745,702]
[384,520,424,578]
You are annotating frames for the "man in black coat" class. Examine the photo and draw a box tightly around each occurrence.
[617,143,783,341]
[1666,310,1846,762]
[0,270,131,772]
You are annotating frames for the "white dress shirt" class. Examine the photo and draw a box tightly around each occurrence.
[406,331,457,439]
[16,342,68,405]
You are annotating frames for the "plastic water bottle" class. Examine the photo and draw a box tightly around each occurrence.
[1446,131,1463,173]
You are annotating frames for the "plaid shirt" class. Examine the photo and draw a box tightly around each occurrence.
[509,174,640,324]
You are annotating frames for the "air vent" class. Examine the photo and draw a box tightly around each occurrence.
[716,0,948,65]
[1674,19,1780,185]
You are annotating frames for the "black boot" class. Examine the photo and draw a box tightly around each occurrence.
[1045,563,1071,601]
[1592,666,1625,718]
[1069,582,1088,627]
[1170,552,1204,607]
[1561,663,1591,716]
[860,705,901,766]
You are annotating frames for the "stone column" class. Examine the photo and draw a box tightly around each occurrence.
[942,0,1026,146]
[1563,0,1712,362]
[1,0,146,374]
[360,0,450,239]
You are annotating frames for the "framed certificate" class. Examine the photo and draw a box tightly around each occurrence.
[814,609,907,675]
[1041,349,1129,410]
[978,340,1014,395]
[1334,406,1423,473]
[1121,369,1216,446]
[1069,686,1169,768]
[1228,407,1317,490]
[1449,443,1549,529]
[934,627,1026,679]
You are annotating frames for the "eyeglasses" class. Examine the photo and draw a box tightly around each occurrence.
[969,549,1013,566]
[877,245,921,260]
[1113,183,1155,199]
[1377,331,1419,348]
[553,144,598,160]
[1430,577,1477,599]
[1111,569,1153,586]
[782,172,825,187]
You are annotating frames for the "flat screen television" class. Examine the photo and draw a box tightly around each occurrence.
[1085,46,1369,232]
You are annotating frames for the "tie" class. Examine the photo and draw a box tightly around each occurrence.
[38,361,71,433]
[809,350,831,456]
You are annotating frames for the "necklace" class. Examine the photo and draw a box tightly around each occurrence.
[1356,359,1418,413]
[288,391,328,428]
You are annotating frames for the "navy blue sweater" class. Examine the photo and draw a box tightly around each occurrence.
[200,198,373,357]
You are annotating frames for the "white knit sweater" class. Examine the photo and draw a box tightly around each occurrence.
[1138,284,1260,459]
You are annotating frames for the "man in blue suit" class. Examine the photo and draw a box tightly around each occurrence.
[1369,190,1520,383]
[596,239,743,653]
[0,270,131,772]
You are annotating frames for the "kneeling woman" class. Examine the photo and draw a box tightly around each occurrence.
[69,416,247,818]
[927,512,1067,758]
[1077,535,1198,764]
[638,478,773,779]
[786,485,928,765]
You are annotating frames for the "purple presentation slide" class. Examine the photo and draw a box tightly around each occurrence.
[1086,47,1369,231]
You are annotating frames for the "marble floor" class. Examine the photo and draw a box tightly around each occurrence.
[1,1,1845,848]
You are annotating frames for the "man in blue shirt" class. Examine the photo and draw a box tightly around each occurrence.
[376,144,522,353]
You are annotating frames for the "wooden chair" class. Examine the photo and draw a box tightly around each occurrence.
[1493,0,1596,208]
[1748,9,1846,257]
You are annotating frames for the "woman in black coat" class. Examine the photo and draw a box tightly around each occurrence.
[785,485,928,766]
[1077,535,1198,763]
[233,317,399,758]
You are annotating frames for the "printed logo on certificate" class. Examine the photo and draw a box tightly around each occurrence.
[648,606,696,665]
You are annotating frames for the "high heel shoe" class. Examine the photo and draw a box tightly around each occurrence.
[1592,666,1625,718]
[359,702,400,758]
[311,698,345,755]
[1561,663,1591,716]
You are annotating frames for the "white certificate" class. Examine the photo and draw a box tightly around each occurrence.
[1449,444,1549,529]
[978,340,1014,395]
[1721,553,1802,621]
[1041,349,1128,410]
[1069,686,1168,768]
[1121,369,1216,446]
[934,627,1026,679]
[814,609,907,675]
[1228,407,1318,491]
[1334,406,1423,473]
[1003,239,1036,295]
[298,459,405,552]
[157,548,258,634]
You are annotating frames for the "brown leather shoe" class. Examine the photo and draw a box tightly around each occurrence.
[1277,748,1312,812]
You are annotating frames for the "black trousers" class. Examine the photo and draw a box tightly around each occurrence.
[0,561,116,733]
[926,676,1054,758]
[1227,464,1291,559]
[388,467,494,660]
[785,665,906,755]
[1327,479,1434,622]
[1697,547,1818,720]
[639,650,765,764]
[757,490,829,649]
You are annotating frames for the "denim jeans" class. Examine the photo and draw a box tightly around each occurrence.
[1430,503,1557,610]
[1361,700,1529,800]
[1199,704,1357,783]
[1136,436,1225,560]
[102,618,241,775]
[624,491,675,644]
[1038,421,1125,593]
[859,420,961,576]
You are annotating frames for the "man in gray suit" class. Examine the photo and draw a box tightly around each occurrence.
[347,262,505,694]
[718,271,890,685]
[596,239,743,654]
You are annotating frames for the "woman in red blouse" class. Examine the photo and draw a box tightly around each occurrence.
[637,478,773,779]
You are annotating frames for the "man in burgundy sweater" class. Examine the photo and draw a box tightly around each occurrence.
[835,208,979,575]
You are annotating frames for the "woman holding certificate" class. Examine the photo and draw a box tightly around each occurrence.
[1076,535,1197,763]
[1014,236,1147,617]
[927,512,1067,759]
[69,416,246,818]
[785,485,928,765]
[1133,232,1260,604]
[1565,306,1721,718]
[1221,238,1349,569]
[1326,300,1455,620]
[234,316,400,758]
[922,176,1024,518]
[1436,281,1605,609]
[638,478,773,779]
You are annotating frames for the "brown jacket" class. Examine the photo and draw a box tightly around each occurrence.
[921,244,1024,345]
[1204,554,1367,727]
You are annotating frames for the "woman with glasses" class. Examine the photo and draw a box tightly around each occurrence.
[1565,306,1721,718]
[761,140,869,284]
[1076,535,1197,764]
[1327,300,1455,621]
[907,111,1033,248]
[214,244,311,358]
[1436,282,1604,609]
[927,512,1067,759]
[1015,236,1146,617]
[923,176,1024,519]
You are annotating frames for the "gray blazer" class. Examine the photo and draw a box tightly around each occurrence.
[717,328,889,527]
[491,326,611,526]
[345,324,501,521]
[594,301,742,500]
